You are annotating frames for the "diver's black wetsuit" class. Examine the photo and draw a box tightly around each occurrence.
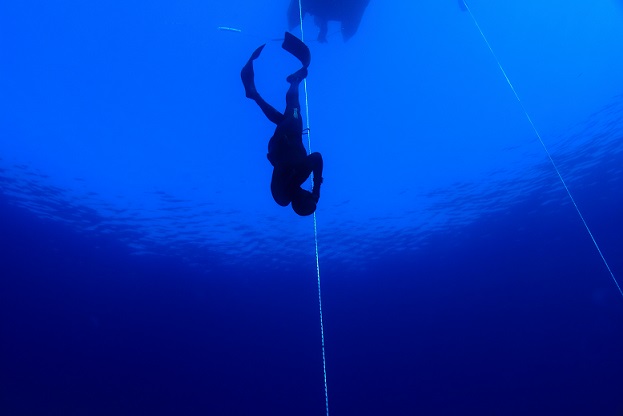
[241,33,323,216]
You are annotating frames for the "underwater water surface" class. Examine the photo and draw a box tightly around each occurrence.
[1,0,623,415]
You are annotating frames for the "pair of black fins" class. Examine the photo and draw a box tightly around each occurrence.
[241,32,311,99]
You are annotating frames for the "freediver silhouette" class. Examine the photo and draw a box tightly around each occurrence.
[241,32,323,216]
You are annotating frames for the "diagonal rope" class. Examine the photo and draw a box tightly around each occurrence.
[298,1,330,415]
[462,1,622,299]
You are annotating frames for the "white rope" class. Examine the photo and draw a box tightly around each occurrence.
[297,1,330,415]
[462,1,622,299]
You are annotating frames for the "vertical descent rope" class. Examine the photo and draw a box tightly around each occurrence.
[297,1,330,415]
[462,1,622,299]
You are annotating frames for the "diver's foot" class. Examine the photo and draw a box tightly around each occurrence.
[311,176,323,202]
[286,67,308,84]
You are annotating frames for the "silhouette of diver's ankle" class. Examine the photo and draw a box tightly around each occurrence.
[286,67,308,84]
[246,89,259,100]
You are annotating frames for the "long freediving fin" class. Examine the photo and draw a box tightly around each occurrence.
[281,32,311,68]
[241,44,265,98]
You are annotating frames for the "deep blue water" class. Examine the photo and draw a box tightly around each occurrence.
[2,1,623,415]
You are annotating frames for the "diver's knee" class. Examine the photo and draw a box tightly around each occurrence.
[309,151,322,160]
[271,187,291,207]
[309,152,323,166]
[273,197,290,207]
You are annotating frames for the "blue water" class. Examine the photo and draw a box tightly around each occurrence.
[1,1,623,415]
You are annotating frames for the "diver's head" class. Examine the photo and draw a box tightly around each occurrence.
[291,187,317,216]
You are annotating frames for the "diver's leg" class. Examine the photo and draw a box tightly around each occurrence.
[253,95,286,125]
[292,152,323,202]
[284,70,306,119]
